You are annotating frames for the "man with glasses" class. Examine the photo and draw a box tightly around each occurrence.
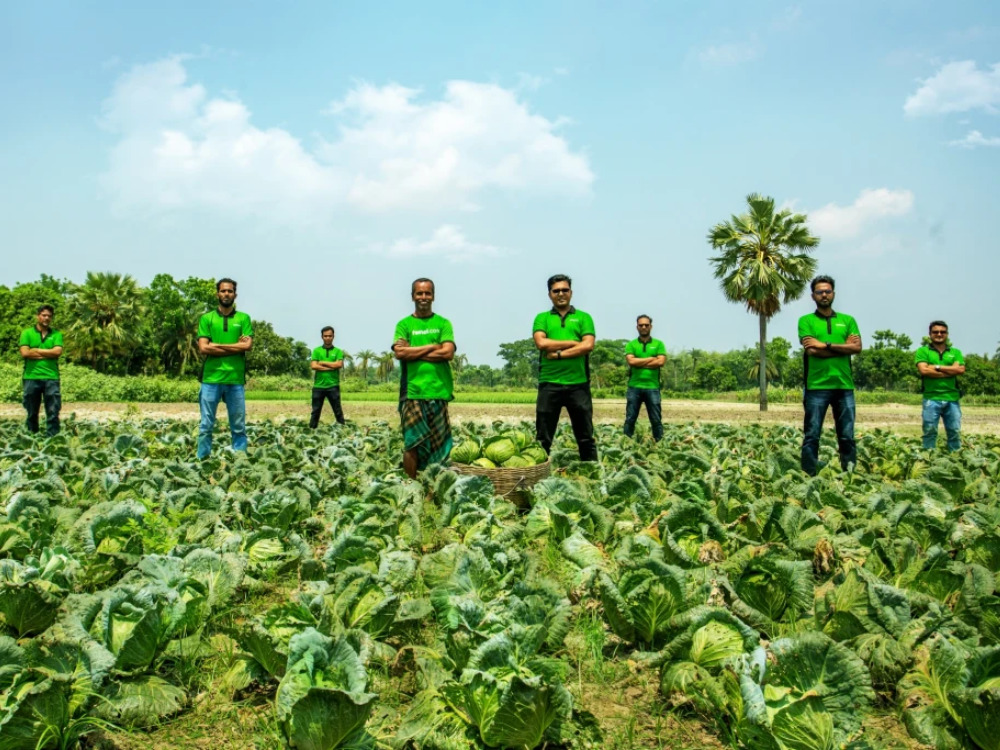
[624,314,666,441]
[798,275,862,475]
[532,274,597,460]
[914,321,965,451]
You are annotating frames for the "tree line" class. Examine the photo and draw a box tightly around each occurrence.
[2,273,998,394]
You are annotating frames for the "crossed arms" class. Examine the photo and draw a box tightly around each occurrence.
[198,336,253,357]
[916,361,965,378]
[19,346,62,360]
[625,352,666,369]
[801,335,862,358]
[394,339,455,362]
[311,359,344,372]
[533,331,595,360]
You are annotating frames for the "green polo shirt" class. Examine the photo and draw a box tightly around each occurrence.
[19,327,63,380]
[198,309,254,385]
[311,346,344,389]
[625,337,665,389]
[914,345,964,402]
[798,311,861,390]
[533,306,596,385]
[394,313,455,400]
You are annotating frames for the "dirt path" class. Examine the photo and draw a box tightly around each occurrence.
[2,399,998,436]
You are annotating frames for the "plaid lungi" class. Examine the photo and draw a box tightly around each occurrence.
[399,399,453,470]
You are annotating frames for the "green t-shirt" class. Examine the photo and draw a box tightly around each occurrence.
[19,327,63,380]
[533,307,596,385]
[625,337,665,389]
[394,313,455,400]
[914,345,964,402]
[198,309,254,385]
[311,346,344,388]
[798,311,861,390]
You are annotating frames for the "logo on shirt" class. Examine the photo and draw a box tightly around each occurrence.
[412,328,441,336]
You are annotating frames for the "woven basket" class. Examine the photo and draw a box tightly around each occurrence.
[451,460,551,503]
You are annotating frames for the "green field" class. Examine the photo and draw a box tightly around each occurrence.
[246,389,540,403]
[3,417,994,748]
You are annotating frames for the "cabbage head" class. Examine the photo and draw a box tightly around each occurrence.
[522,446,548,465]
[502,455,533,469]
[450,440,481,464]
[483,438,517,465]
[275,628,376,750]
[472,458,496,469]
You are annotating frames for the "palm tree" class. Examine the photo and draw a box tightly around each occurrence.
[67,271,145,372]
[340,351,355,376]
[376,351,395,383]
[355,349,376,383]
[159,300,203,376]
[708,194,819,411]
[451,353,469,377]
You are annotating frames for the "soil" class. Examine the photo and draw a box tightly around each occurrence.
[2,399,998,436]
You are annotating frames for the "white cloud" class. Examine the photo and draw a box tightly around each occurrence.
[697,36,762,67]
[948,129,1000,148]
[362,225,502,263]
[100,57,593,222]
[904,60,1000,116]
[809,188,915,240]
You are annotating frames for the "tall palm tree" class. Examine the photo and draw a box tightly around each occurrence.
[451,353,469,377]
[376,351,395,383]
[340,351,355,377]
[67,271,145,372]
[708,194,819,411]
[355,349,376,383]
[159,300,203,376]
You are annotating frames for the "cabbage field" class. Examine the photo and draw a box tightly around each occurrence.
[2,417,1000,749]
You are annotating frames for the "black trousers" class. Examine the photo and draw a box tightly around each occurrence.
[23,379,61,436]
[535,382,597,461]
[310,386,345,427]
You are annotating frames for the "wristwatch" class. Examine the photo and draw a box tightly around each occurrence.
[825,341,832,350]
[556,351,562,359]
[935,365,941,372]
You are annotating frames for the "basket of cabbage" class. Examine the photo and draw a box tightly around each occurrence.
[449,429,550,497]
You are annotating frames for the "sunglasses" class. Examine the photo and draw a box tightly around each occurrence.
[930,330,948,335]
[550,288,571,295]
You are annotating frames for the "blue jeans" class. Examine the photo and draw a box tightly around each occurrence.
[801,389,856,475]
[624,387,663,441]
[922,399,961,451]
[198,383,247,459]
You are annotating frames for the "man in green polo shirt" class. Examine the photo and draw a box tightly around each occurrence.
[310,325,346,428]
[914,320,965,451]
[798,275,863,475]
[533,274,597,460]
[624,314,666,442]
[393,278,456,478]
[18,304,64,436]
[196,278,254,459]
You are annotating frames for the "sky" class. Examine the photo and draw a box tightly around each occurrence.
[2,0,999,365]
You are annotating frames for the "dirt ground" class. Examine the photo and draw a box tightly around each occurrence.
[2,399,998,436]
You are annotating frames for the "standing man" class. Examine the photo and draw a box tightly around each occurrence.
[914,321,965,451]
[19,304,63,436]
[393,278,456,478]
[798,275,863,475]
[196,278,253,459]
[533,274,597,461]
[310,326,346,428]
[624,314,666,442]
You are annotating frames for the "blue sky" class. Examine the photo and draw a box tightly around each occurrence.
[2,0,998,364]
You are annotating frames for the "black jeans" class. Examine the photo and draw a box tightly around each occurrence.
[310,386,345,427]
[23,379,61,436]
[536,382,597,461]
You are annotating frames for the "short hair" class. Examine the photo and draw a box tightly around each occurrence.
[411,277,434,294]
[929,320,948,332]
[216,278,237,292]
[321,326,335,335]
[547,274,572,291]
[810,275,835,292]
[636,314,652,324]
[37,304,54,315]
